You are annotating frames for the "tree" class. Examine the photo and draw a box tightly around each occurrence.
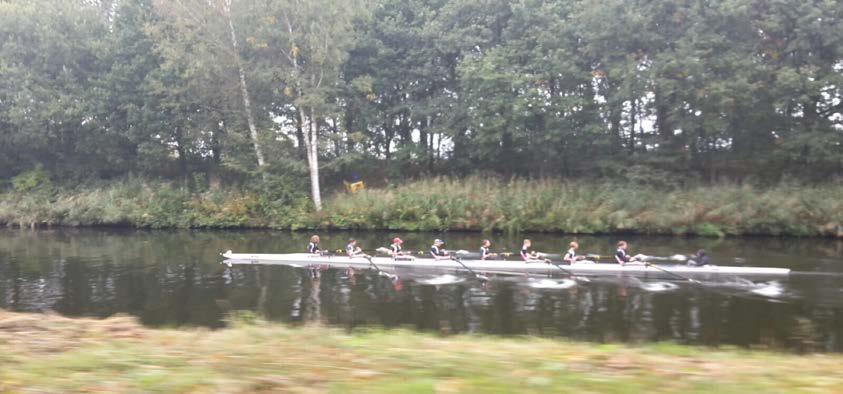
[152,0,269,180]
[1,0,841,190]
[271,0,364,210]
[0,0,110,178]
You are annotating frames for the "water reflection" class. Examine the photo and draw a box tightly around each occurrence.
[0,228,842,352]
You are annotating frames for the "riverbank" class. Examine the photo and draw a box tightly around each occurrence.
[1,310,841,392]
[1,177,841,237]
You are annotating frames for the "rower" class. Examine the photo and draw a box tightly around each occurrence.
[479,239,498,260]
[389,237,404,257]
[307,235,321,254]
[615,240,642,265]
[687,249,710,266]
[346,238,364,257]
[615,241,630,265]
[430,239,450,260]
[563,241,586,264]
[520,239,545,262]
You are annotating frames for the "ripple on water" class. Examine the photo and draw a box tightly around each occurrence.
[638,281,680,292]
[526,278,577,290]
[750,281,785,298]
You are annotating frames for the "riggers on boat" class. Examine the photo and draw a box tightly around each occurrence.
[220,251,791,278]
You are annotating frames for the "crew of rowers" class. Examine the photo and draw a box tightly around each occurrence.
[306,235,709,266]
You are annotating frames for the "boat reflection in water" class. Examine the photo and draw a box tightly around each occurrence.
[1,228,842,353]
[212,263,827,352]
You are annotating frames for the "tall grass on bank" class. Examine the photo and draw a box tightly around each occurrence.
[317,177,843,237]
[0,177,841,237]
[0,178,309,229]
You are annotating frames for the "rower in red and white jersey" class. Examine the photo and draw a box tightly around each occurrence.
[389,237,404,257]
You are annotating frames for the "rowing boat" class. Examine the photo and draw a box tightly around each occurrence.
[220,251,790,278]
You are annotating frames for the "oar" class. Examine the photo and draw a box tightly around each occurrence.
[535,254,596,285]
[532,257,589,282]
[644,262,700,285]
[450,255,489,282]
[543,259,574,276]
[360,254,397,280]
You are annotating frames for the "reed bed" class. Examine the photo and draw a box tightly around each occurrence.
[0,177,840,237]
[317,177,843,237]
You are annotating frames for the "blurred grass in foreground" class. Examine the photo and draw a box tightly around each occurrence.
[1,310,842,393]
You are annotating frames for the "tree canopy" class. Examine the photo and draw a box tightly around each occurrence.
[1,0,841,206]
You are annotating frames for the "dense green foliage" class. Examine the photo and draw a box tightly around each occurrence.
[0,177,310,229]
[1,178,840,237]
[1,0,842,192]
[318,178,843,236]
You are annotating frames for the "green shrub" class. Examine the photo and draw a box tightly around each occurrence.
[11,166,52,194]
[694,223,725,238]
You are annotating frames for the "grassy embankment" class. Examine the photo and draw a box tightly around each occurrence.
[1,177,841,237]
[1,310,842,392]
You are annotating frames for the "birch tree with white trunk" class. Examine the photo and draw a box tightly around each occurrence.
[154,0,268,180]
[222,0,267,179]
[275,0,362,211]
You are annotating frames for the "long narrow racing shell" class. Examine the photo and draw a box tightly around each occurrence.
[221,252,790,278]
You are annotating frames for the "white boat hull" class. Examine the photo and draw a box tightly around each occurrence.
[221,252,790,278]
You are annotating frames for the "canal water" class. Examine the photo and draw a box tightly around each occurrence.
[1,228,841,352]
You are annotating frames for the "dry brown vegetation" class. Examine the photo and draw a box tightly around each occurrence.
[2,310,842,392]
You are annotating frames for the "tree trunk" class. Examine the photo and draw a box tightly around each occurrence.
[174,127,189,186]
[418,123,427,168]
[609,110,621,154]
[302,109,322,211]
[284,10,321,210]
[435,130,442,162]
[330,117,342,157]
[398,114,412,143]
[500,127,513,175]
[425,114,434,171]
[224,0,267,180]
[344,107,355,152]
[295,109,306,159]
[629,98,637,154]
[209,119,224,189]
[608,87,623,155]
[383,122,394,161]
[653,85,669,143]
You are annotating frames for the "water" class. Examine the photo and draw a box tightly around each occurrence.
[1,228,841,352]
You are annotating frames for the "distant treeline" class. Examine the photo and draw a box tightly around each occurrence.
[0,0,842,208]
